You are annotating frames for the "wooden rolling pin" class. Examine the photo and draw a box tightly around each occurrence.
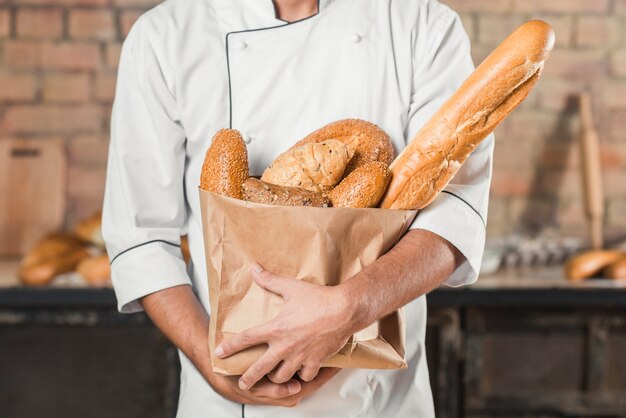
[578,92,604,249]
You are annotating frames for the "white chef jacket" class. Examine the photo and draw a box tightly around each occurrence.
[102,0,494,416]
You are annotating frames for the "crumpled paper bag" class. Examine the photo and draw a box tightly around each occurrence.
[199,188,418,375]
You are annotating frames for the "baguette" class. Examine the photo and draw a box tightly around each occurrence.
[564,250,625,282]
[328,162,391,208]
[604,256,626,280]
[242,178,331,207]
[293,119,394,176]
[379,20,555,210]
[200,129,249,199]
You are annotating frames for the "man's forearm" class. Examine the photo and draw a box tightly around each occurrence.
[343,229,464,332]
[140,285,213,378]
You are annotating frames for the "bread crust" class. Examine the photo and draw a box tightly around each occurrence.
[77,254,111,286]
[19,233,90,286]
[379,20,555,210]
[604,256,626,280]
[242,178,331,207]
[261,140,353,192]
[294,118,394,175]
[200,129,249,199]
[565,250,625,281]
[328,162,391,208]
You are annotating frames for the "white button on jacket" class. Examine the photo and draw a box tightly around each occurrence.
[102,0,494,416]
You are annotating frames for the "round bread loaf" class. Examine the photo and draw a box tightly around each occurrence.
[200,129,249,199]
[261,140,354,192]
[293,119,394,176]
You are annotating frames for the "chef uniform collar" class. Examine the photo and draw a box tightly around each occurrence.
[212,0,337,32]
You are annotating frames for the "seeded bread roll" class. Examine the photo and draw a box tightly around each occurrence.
[293,119,394,176]
[328,162,391,208]
[200,129,249,199]
[242,178,330,207]
[379,20,555,210]
[261,140,354,193]
[564,250,625,281]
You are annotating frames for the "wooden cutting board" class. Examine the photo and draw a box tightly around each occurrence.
[0,139,66,256]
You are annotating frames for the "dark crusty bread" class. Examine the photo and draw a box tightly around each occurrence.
[200,129,249,199]
[380,20,555,210]
[242,178,330,207]
[328,162,391,208]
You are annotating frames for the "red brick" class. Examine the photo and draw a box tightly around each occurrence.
[105,42,122,68]
[1,104,102,134]
[507,196,558,231]
[14,0,109,6]
[513,0,609,13]
[607,110,626,140]
[554,198,586,231]
[604,170,626,199]
[534,78,582,111]
[119,9,142,38]
[490,169,533,196]
[41,42,101,71]
[477,14,526,47]
[610,49,626,79]
[112,0,167,7]
[42,73,90,102]
[540,169,581,198]
[485,197,509,237]
[4,40,43,69]
[16,8,63,39]
[67,134,109,167]
[69,9,116,41]
[493,136,536,169]
[542,49,606,81]
[575,16,619,48]
[539,141,580,169]
[0,9,10,37]
[0,73,37,101]
[442,0,512,13]
[5,40,101,70]
[67,166,106,224]
[607,198,626,228]
[614,0,626,14]
[94,72,116,102]
[597,81,626,109]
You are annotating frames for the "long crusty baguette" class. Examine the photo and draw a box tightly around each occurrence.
[379,20,555,210]
[564,250,625,282]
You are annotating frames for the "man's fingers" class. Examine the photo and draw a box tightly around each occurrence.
[215,323,272,359]
[239,350,283,390]
[250,263,295,297]
[298,363,321,382]
[268,360,301,384]
[247,378,301,399]
[300,367,341,392]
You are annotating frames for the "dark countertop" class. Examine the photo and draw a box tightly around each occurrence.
[2,260,626,309]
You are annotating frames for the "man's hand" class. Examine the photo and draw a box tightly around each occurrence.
[215,263,355,389]
[209,367,340,407]
[216,229,463,391]
[139,285,338,406]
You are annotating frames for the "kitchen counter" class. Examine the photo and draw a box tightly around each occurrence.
[2,258,626,308]
[2,258,626,418]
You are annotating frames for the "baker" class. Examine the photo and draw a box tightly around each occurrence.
[102,0,493,416]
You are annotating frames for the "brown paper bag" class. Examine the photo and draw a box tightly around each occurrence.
[199,188,418,375]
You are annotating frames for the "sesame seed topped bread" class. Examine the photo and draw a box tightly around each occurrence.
[200,128,249,199]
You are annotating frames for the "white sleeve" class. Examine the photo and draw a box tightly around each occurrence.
[405,3,494,287]
[102,15,191,313]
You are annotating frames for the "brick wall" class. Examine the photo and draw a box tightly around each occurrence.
[0,0,624,242]
[445,0,626,241]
